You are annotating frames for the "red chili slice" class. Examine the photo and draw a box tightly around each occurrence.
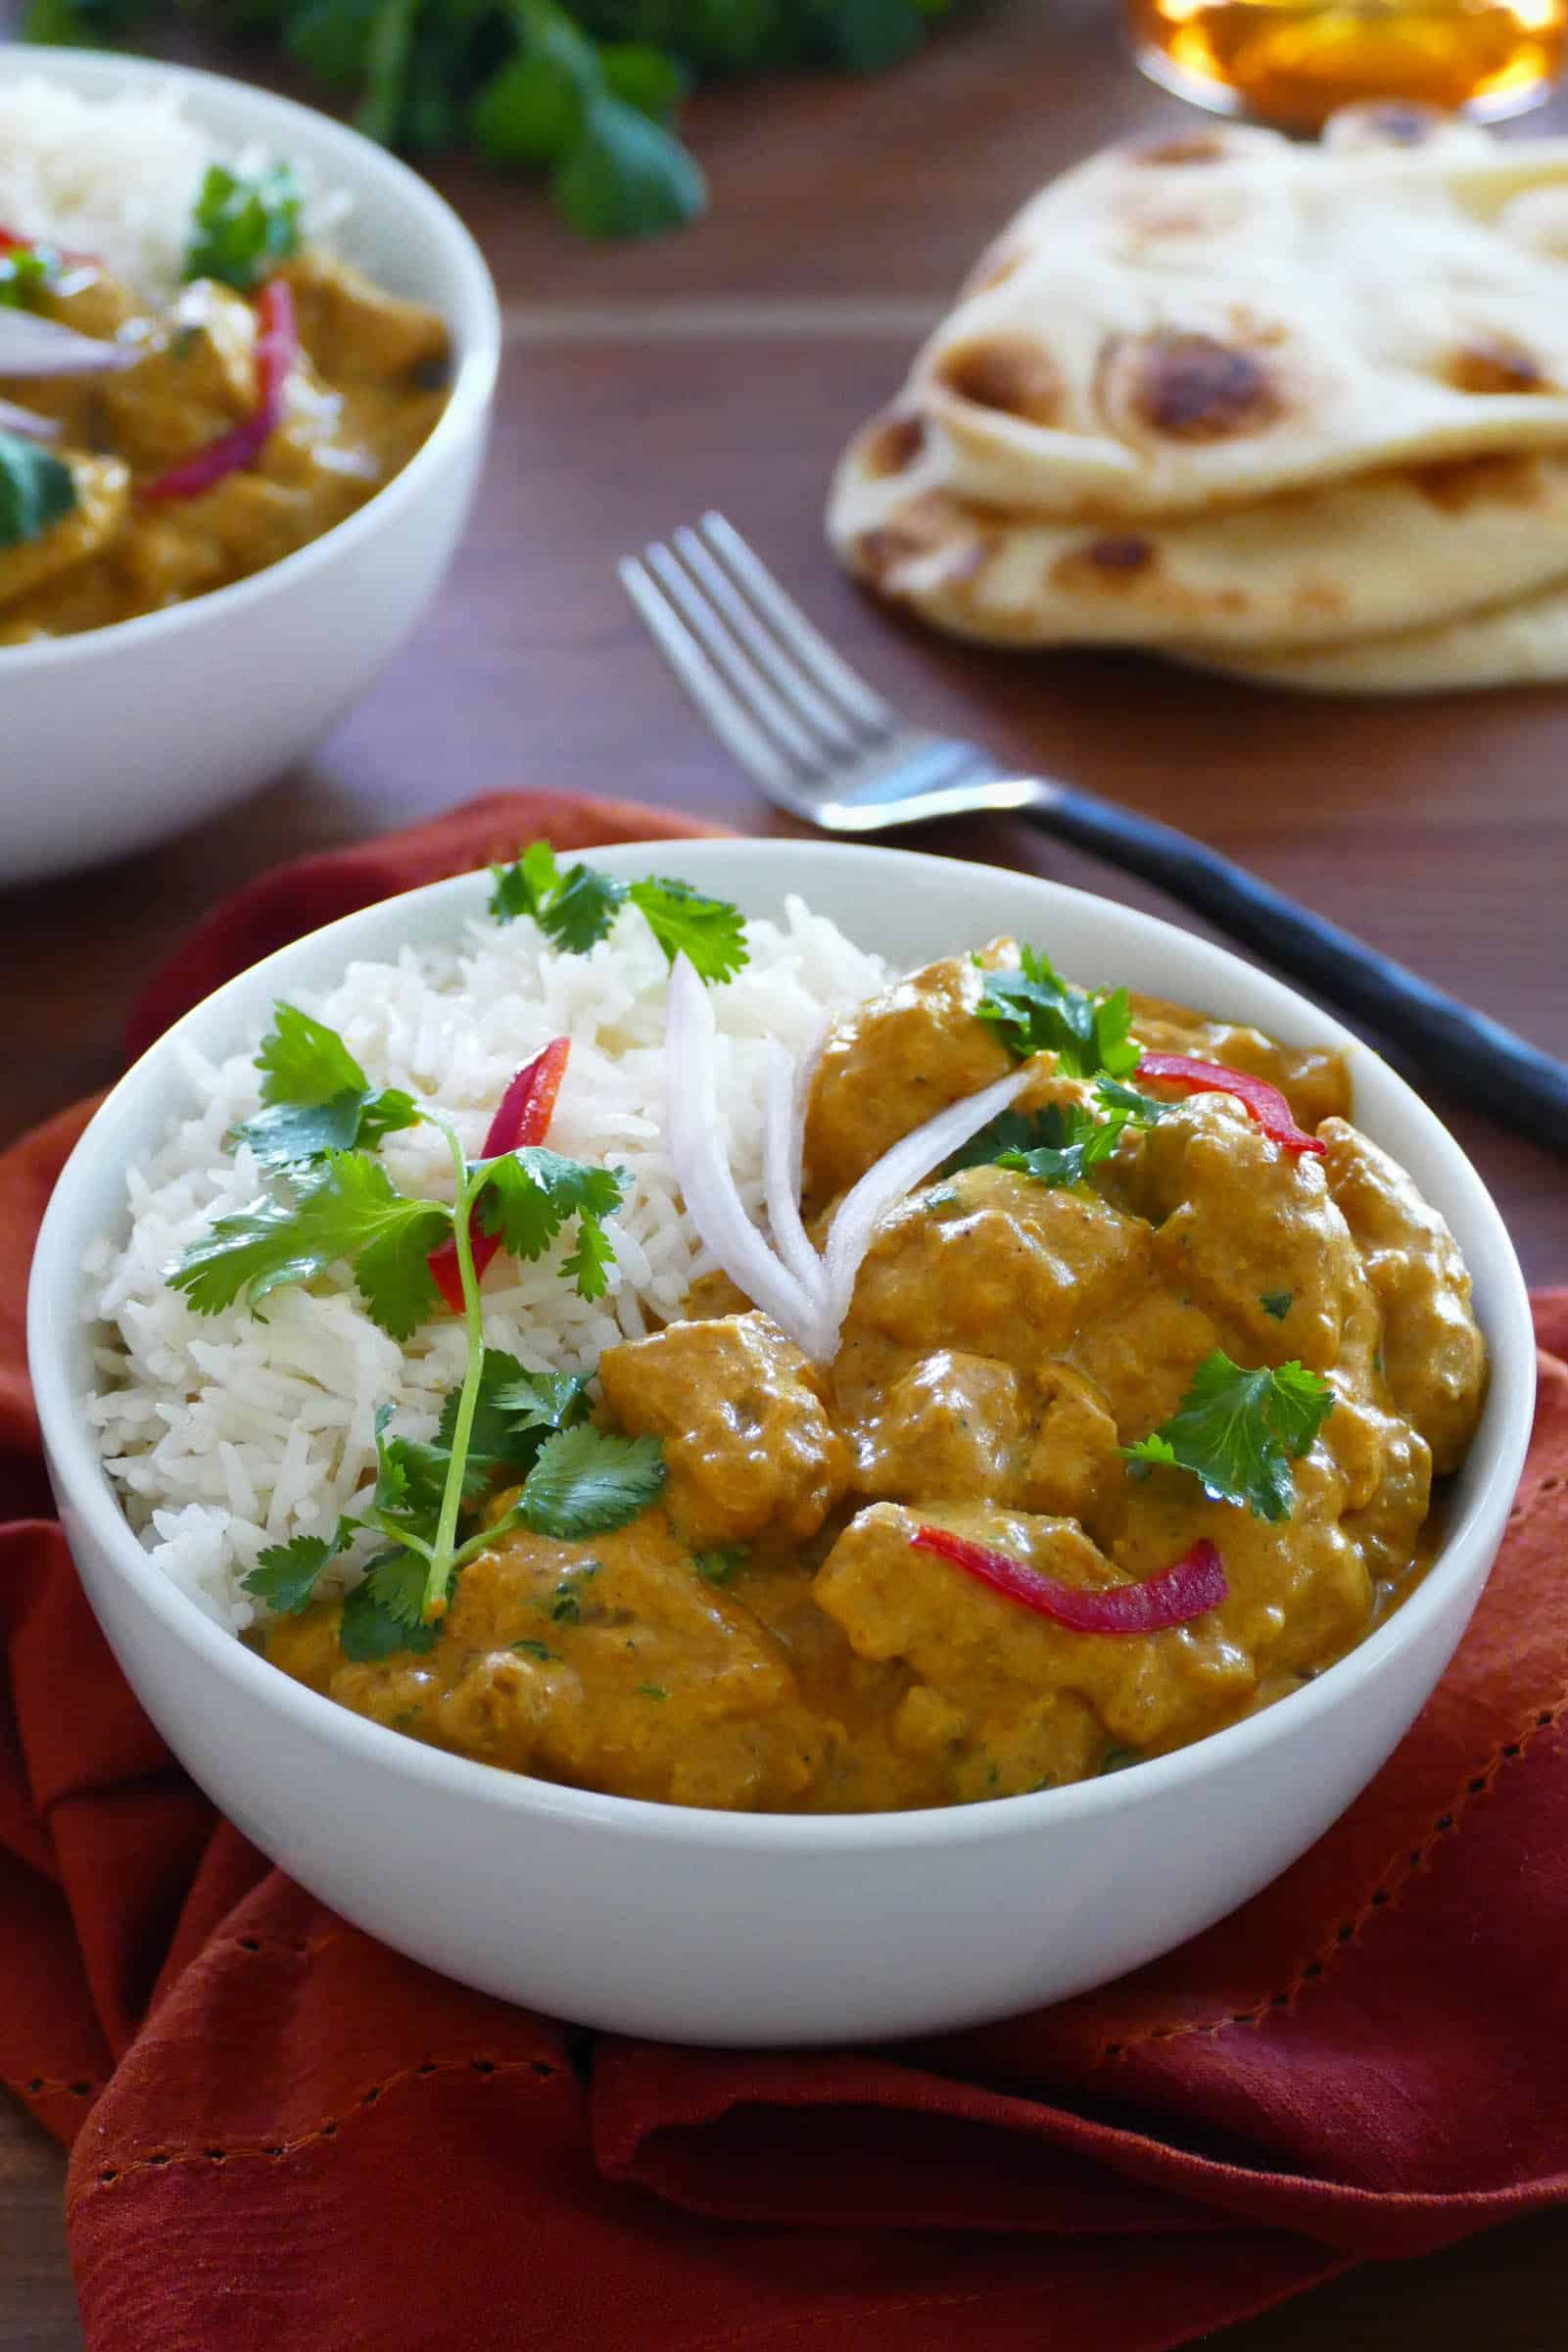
[142,277,298,504]
[912,1526,1227,1634]
[1134,1053,1327,1157]
[427,1036,571,1314]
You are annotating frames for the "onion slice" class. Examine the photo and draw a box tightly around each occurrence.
[0,309,136,378]
[913,1527,1229,1634]
[667,953,825,1352]
[0,397,60,438]
[763,1036,829,1308]
[818,1062,1033,1351]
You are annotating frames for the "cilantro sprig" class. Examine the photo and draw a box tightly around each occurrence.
[975,948,1141,1080]
[174,1002,650,1642]
[185,161,303,290]
[489,840,748,984]
[946,1079,1166,1190]
[0,431,76,553]
[1123,1351,1335,1523]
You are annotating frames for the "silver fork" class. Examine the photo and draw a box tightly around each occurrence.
[620,511,1568,1154]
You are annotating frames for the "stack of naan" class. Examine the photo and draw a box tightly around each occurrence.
[827,106,1568,694]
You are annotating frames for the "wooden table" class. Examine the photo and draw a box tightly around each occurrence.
[2,4,1565,2341]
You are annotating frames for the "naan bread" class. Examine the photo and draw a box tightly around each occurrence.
[829,424,1568,650]
[884,118,1568,522]
[1170,575,1568,694]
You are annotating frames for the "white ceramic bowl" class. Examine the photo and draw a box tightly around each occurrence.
[0,50,500,884]
[27,841,1536,2044]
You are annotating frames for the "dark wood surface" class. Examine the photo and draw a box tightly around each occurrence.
[3,3,1566,2342]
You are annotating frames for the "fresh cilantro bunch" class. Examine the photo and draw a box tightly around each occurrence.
[23,0,965,239]
[489,840,749,984]
[1124,1352,1335,1523]
[169,1000,655,1642]
[0,432,77,554]
[975,949,1142,1081]
[186,161,304,290]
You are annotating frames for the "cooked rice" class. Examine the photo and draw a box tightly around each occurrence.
[84,895,887,1634]
[0,76,347,299]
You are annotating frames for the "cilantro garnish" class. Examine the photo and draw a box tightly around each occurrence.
[185,160,303,290]
[975,948,1140,1080]
[693,1546,747,1585]
[636,1684,669,1701]
[515,1424,666,1539]
[1123,1351,1335,1523]
[1259,1290,1295,1321]
[244,1529,347,1615]
[0,244,60,310]
[230,1002,420,1170]
[513,1638,554,1660]
[174,1008,647,1646]
[488,840,747,984]
[0,431,76,553]
[947,1078,1165,1190]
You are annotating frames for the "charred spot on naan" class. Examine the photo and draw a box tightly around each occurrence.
[1049,536,1159,593]
[858,409,927,479]
[1407,453,1546,512]
[1103,329,1292,445]
[1446,334,1553,397]
[850,491,990,589]
[935,333,1063,428]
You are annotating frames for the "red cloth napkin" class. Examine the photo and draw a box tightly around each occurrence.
[4,792,1566,2352]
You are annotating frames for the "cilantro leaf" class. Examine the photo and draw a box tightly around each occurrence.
[626,877,748,983]
[242,1527,348,1615]
[1123,1351,1335,1523]
[186,160,303,290]
[474,1147,624,1297]
[552,92,707,240]
[232,1003,420,1171]
[519,1424,666,1538]
[339,1553,440,1660]
[0,431,76,552]
[169,1152,451,1339]
[975,949,1140,1080]
[0,244,60,309]
[693,1546,747,1585]
[1095,1077,1168,1124]
[998,1103,1127,1190]
[487,843,747,983]
[1259,1290,1295,1321]
[442,1351,593,1485]
[488,841,628,950]
[486,1367,594,1434]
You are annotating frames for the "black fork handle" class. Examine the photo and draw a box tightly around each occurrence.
[1024,783,1568,1153]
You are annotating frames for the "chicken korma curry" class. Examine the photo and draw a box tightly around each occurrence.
[222,897,1487,1816]
[0,162,448,644]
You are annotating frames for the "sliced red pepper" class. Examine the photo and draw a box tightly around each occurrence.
[142,276,298,504]
[912,1526,1227,1634]
[427,1036,571,1314]
[1133,1053,1327,1157]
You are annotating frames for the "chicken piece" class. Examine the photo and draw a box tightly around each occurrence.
[848,1348,1123,1523]
[283,249,450,383]
[803,947,1014,1207]
[1127,1093,1372,1373]
[96,279,260,469]
[1318,1119,1488,1473]
[1128,993,1353,1130]
[816,1501,1254,1784]
[0,455,129,622]
[835,1161,1151,1406]
[597,1311,848,1551]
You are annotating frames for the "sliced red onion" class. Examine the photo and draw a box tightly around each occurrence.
[0,397,60,438]
[819,1062,1033,1349]
[764,1035,830,1309]
[0,309,137,378]
[667,953,826,1353]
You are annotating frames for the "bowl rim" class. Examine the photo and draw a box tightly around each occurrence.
[27,838,1539,1855]
[0,44,501,671]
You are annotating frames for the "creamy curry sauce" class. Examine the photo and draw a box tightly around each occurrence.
[267,949,1489,1812]
[0,251,448,644]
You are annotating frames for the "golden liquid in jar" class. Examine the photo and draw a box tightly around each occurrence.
[1129,0,1567,126]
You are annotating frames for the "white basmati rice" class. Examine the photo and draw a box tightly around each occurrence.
[85,895,887,1635]
[0,76,347,299]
